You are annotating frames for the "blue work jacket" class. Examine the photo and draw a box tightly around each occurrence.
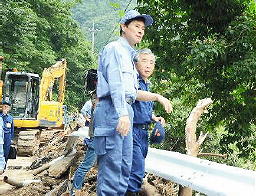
[96,37,138,118]
[0,117,4,145]
[132,76,153,124]
[1,113,14,138]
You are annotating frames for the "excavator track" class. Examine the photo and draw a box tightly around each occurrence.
[17,128,65,156]
[17,130,40,156]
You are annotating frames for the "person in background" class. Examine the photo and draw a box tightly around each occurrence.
[81,100,93,126]
[127,49,165,195]
[71,98,97,196]
[71,69,98,196]
[0,116,5,174]
[94,9,172,196]
[1,101,14,165]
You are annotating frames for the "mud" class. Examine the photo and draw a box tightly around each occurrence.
[0,130,178,196]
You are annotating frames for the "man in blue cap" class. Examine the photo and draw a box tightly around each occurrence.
[94,9,172,196]
[127,49,166,195]
[0,115,5,174]
[1,100,14,164]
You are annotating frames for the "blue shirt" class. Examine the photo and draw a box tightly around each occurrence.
[1,113,14,138]
[97,37,138,118]
[81,100,94,146]
[0,116,5,170]
[0,117,4,145]
[81,100,93,118]
[132,76,153,124]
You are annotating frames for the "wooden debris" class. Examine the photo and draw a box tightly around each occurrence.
[179,98,213,196]
[45,179,69,196]
[3,176,41,188]
[48,152,77,178]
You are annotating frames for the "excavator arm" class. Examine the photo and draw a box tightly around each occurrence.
[39,59,67,104]
[36,59,67,128]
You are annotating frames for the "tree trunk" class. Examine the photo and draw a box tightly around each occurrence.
[179,98,213,196]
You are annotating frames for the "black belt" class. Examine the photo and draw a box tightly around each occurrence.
[133,124,149,130]
[99,96,134,105]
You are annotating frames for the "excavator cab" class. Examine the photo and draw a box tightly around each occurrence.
[0,59,67,155]
[3,72,40,119]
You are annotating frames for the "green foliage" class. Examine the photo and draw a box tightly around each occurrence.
[0,0,97,109]
[138,0,256,167]
[71,0,136,51]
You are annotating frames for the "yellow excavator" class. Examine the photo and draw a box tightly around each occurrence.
[0,57,67,155]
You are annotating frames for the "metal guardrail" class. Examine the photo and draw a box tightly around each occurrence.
[145,148,256,196]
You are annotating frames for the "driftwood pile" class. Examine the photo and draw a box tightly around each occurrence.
[3,128,86,196]
[3,127,177,196]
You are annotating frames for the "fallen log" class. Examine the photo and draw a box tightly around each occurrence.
[33,155,65,175]
[198,152,227,158]
[45,179,69,196]
[48,152,77,178]
[140,174,161,196]
[63,135,78,156]
[3,176,41,188]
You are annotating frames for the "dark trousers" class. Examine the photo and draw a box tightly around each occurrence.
[3,132,11,163]
[127,126,149,193]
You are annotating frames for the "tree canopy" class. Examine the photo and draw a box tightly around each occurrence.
[137,0,256,168]
[71,0,137,52]
[1,0,255,169]
[0,0,97,109]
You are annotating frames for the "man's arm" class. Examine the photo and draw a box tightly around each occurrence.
[104,46,130,136]
[136,90,173,113]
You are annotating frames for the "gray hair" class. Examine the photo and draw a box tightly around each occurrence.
[134,48,155,62]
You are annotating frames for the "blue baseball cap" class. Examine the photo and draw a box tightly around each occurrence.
[120,10,153,27]
[2,100,11,106]
[150,122,165,144]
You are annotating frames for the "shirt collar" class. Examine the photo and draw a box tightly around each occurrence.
[138,74,151,85]
[118,37,136,54]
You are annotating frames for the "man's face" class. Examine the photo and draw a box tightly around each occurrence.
[136,53,155,80]
[2,104,10,114]
[121,20,145,46]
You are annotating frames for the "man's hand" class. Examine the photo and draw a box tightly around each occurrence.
[156,95,173,113]
[152,116,165,126]
[116,116,130,136]
[136,90,173,113]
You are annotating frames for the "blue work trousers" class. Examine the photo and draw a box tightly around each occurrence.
[3,132,11,162]
[94,98,134,196]
[0,144,5,170]
[127,126,149,192]
[72,139,97,190]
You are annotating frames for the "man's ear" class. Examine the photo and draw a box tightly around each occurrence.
[120,24,126,34]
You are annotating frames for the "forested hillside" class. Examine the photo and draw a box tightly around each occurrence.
[1,0,255,170]
[0,0,96,108]
[71,0,136,52]
[137,0,256,169]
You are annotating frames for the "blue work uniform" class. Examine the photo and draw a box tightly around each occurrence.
[71,100,97,194]
[127,76,153,193]
[1,113,14,163]
[81,100,93,127]
[94,37,138,196]
[0,117,6,171]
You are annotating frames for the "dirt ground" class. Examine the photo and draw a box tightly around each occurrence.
[0,156,37,195]
[0,130,178,196]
